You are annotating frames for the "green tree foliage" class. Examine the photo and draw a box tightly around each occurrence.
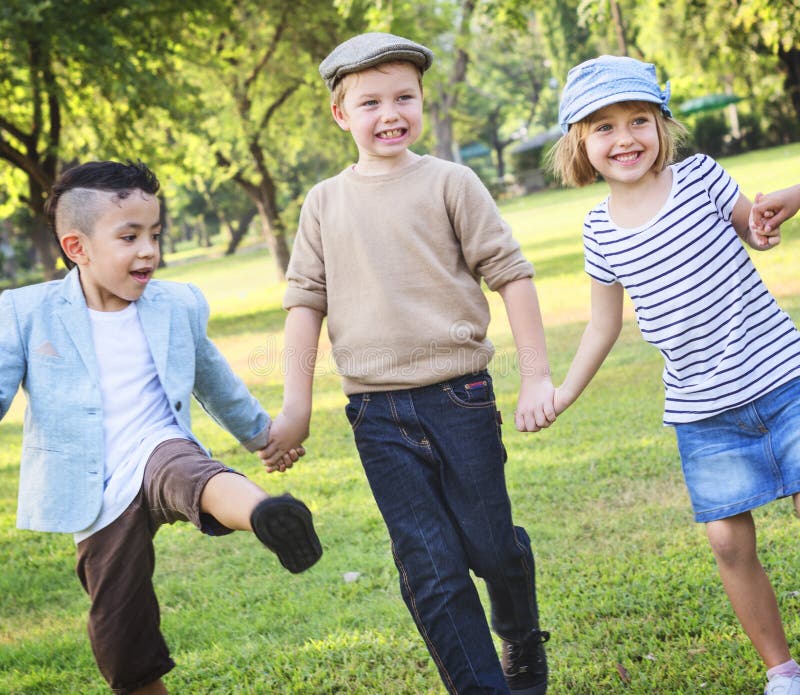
[460,12,554,182]
[179,0,366,276]
[0,0,220,277]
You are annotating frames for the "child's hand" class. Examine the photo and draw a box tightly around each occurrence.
[750,186,800,234]
[553,385,571,416]
[258,411,310,473]
[746,192,782,250]
[514,377,557,432]
[257,444,305,473]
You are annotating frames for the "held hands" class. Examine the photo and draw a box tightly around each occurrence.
[257,411,311,473]
[553,385,572,417]
[514,377,557,432]
[745,193,782,250]
[748,185,800,248]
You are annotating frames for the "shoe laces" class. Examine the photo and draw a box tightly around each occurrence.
[506,629,551,662]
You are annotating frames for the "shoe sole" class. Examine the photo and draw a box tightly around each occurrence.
[251,495,323,573]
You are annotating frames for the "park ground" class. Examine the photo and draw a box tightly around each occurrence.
[1,143,799,693]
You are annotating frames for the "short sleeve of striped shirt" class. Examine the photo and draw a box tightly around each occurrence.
[583,204,617,285]
[690,153,738,222]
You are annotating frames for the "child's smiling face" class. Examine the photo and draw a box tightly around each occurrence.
[583,101,662,188]
[331,61,423,174]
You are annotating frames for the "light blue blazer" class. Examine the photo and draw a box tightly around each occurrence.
[0,268,270,533]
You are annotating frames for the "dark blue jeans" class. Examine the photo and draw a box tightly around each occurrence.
[346,371,542,695]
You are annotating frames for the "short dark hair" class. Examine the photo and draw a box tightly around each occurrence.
[45,160,160,269]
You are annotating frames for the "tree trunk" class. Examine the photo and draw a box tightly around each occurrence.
[778,46,800,124]
[609,0,628,56]
[432,106,457,161]
[224,158,291,277]
[31,211,58,279]
[253,200,290,277]
[428,0,476,162]
[28,177,58,279]
[225,207,256,256]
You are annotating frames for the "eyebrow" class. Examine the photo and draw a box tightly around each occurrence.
[115,220,162,232]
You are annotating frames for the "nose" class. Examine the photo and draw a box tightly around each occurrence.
[381,104,399,123]
[138,237,158,258]
[616,125,634,146]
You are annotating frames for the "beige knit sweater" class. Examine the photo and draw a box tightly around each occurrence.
[284,155,534,394]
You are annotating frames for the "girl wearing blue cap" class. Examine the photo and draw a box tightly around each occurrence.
[548,55,800,695]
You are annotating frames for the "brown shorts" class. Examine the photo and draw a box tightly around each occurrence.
[75,438,240,694]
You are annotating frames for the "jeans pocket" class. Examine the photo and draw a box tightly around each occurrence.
[344,394,370,432]
[443,374,496,409]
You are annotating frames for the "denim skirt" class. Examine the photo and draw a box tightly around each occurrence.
[675,377,800,522]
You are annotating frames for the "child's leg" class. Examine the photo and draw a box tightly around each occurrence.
[199,471,267,530]
[706,511,790,668]
[200,471,322,573]
[346,388,510,694]
[418,373,548,694]
[76,493,175,693]
[145,438,322,573]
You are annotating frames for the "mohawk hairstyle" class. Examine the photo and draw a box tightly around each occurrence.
[45,160,160,269]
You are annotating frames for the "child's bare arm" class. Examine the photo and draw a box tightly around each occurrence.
[259,306,323,473]
[497,277,556,432]
[750,183,800,234]
[555,280,623,414]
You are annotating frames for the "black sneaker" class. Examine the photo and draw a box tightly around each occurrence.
[501,629,550,695]
[250,494,322,573]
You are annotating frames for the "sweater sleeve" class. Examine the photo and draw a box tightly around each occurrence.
[449,166,534,290]
[283,185,329,314]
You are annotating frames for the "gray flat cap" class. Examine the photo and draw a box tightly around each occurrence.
[319,32,434,91]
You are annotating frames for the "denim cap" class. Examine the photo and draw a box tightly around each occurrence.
[319,32,434,91]
[558,55,672,134]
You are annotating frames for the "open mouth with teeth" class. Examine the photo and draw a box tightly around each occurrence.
[377,128,407,140]
[612,152,642,164]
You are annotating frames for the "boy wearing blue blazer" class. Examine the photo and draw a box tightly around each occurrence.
[0,161,322,694]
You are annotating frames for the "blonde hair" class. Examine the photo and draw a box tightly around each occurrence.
[546,101,686,188]
[330,60,424,111]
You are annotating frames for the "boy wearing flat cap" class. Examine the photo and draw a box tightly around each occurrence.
[260,32,554,695]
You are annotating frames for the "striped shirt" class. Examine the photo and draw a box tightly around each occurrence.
[583,153,800,425]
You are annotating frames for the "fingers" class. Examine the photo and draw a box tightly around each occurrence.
[752,229,781,250]
[514,409,540,432]
[259,447,304,473]
[514,406,556,433]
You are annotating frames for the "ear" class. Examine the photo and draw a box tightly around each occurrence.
[60,230,88,266]
[331,103,351,132]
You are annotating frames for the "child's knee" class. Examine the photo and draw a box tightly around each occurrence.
[705,518,756,567]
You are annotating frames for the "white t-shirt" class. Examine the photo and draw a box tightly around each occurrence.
[74,303,185,542]
[583,154,800,425]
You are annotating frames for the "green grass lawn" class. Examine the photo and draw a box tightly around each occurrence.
[1,143,799,693]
